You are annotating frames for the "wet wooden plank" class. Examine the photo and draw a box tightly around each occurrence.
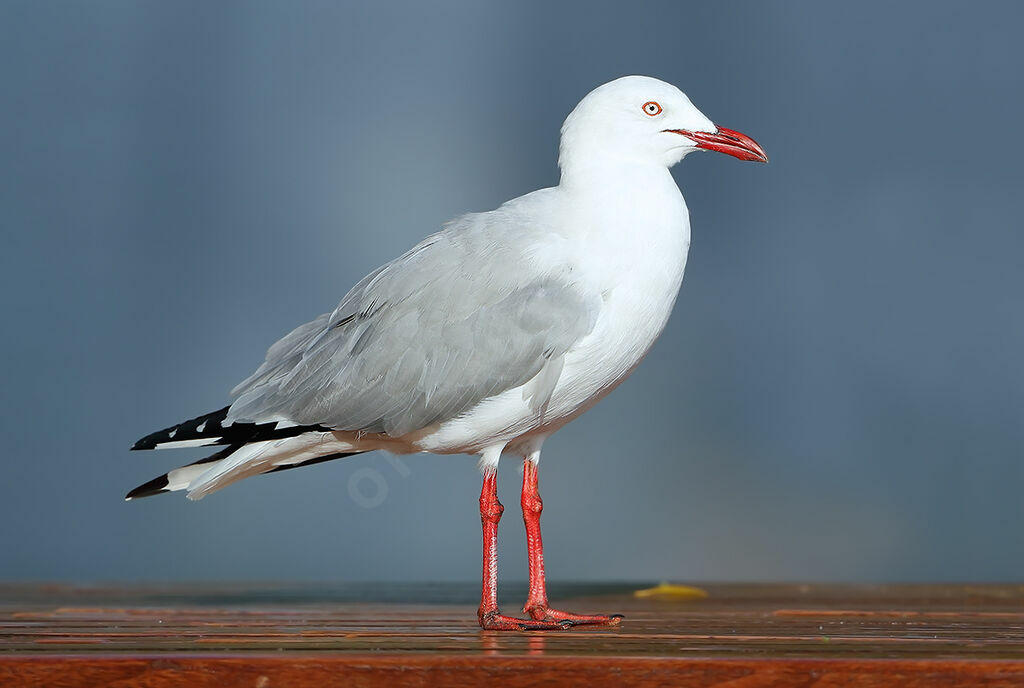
[2,583,1024,686]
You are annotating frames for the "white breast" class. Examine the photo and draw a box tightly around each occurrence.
[418,171,691,454]
[542,184,691,426]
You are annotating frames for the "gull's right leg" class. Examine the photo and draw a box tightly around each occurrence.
[477,449,570,631]
[520,444,622,626]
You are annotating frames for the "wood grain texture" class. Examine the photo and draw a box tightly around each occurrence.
[2,583,1024,686]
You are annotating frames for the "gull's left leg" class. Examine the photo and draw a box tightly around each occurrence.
[477,445,570,631]
[520,443,623,626]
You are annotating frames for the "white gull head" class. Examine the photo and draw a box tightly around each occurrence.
[558,75,768,176]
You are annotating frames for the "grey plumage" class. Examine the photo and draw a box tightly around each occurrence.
[226,201,602,437]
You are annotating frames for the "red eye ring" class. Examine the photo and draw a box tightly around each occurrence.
[642,101,662,116]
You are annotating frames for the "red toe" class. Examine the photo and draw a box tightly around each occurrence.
[479,611,572,631]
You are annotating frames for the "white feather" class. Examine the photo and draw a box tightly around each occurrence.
[185,433,360,500]
[154,437,220,449]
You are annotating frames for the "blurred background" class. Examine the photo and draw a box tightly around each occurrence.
[2,0,1023,584]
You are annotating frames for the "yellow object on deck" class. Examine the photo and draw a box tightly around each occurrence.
[633,583,709,600]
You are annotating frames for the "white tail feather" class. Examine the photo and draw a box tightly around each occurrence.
[185,433,356,500]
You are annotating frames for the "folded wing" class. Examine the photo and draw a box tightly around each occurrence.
[227,216,601,437]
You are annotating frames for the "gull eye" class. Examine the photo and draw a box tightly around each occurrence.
[642,101,662,116]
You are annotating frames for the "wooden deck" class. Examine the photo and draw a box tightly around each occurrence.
[2,583,1024,686]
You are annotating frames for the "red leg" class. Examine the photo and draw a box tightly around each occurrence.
[477,469,569,631]
[521,458,623,626]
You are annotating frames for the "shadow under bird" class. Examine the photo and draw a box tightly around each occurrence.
[129,75,767,630]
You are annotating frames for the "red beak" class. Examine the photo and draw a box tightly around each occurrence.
[665,125,768,163]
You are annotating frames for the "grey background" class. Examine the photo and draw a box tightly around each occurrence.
[2,0,1023,583]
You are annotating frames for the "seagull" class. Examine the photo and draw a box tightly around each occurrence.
[128,75,766,630]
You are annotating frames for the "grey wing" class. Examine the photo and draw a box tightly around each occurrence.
[226,225,601,437]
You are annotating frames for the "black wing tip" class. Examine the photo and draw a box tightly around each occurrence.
[131,406,232,451]
[131,407,330,452]
[131,434,160,451]
[125,474,171,501]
